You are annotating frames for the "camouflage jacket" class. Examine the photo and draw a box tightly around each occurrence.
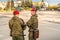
[27,14,38,31]
[9,16,26,36]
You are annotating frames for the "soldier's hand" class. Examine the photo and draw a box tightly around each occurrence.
[10,33,12,37]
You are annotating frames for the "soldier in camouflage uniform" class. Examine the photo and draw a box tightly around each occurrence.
[9,10,26,40]
[26,8,38,40]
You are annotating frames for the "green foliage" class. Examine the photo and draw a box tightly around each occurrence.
[0,7,2,10]
[35,6,40,10]
[5,0,14,10]
[24,7,31,11]
[22,1,32,8]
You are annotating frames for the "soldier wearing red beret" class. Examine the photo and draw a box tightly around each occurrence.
[9,10,26,40]
[27,7,39,40]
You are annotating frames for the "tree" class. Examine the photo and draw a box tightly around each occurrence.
[22,1,32,8]
[5,0,14,10]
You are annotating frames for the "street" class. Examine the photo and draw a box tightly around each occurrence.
[0,11,60,40]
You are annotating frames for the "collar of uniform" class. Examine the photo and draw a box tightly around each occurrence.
[32,14,37,17]
[12,16,19,20]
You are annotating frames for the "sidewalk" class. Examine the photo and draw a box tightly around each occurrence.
[0,11,60,24]
[0,14,60,24]
[0,11,60,40]
[40,17,60,24]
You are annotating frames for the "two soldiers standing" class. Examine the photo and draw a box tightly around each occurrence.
[9,7,39,40]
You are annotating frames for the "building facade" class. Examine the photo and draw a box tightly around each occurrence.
[0,1,7,9]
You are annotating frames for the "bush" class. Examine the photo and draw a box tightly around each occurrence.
[35,6,40,10]
[0,7,2,10]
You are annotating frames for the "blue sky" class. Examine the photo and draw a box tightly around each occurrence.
[0,0,60,5]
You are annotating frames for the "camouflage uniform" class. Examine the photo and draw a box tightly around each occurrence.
[9,16,26,40]
[27,14,38,40]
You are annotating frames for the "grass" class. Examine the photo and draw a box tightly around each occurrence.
[0,9,14,12]
[0,7,32,12]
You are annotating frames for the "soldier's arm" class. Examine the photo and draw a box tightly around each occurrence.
[9,20,13,30]
[9,20,13,36]
[26,18,33,28]
[9,22,11,30]
[20,19,26,30]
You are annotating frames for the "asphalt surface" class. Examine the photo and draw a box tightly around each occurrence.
[0,11,60,40]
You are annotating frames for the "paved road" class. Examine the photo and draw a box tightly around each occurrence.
[0,11,60,40]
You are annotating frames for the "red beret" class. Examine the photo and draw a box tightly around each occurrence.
[13,10,20,15]
[31,7,36,11]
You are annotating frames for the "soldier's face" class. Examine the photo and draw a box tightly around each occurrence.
[31,11,36,15]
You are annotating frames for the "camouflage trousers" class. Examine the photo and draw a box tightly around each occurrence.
[29,31,36,40]
[12,36,24,40]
